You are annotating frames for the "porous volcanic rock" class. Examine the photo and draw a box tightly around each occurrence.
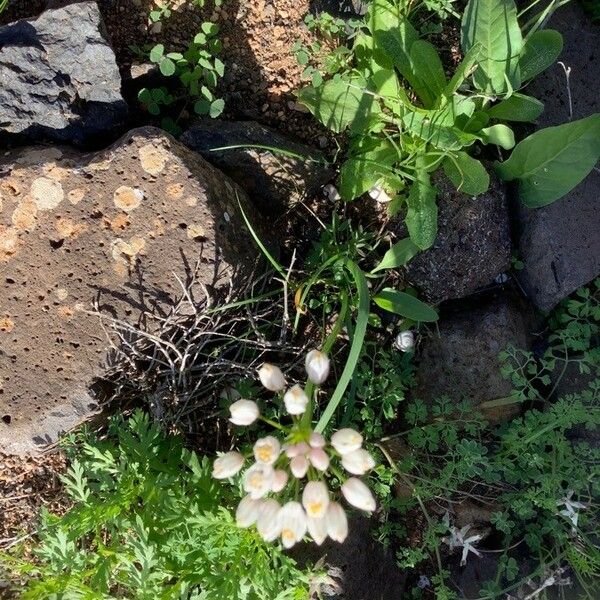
[412,292,534,423]
[0,127,261,455]
[511,2,600,312]
[0,1,127,147]
[181,119,333,214]
[389,170,510,304]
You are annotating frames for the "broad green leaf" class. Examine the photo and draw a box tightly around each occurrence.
[149,44,164,63]
[495,113,600,207]
[487,93,544,122]
[297,78,381,134]
[519,30,563,82]
[403,111,478,150]
[405,173,438,250]
[209,98,225,118]
[480,124,515,149]
[443,152,490,195]
[409,40,447,102]
[159,57,176,77]
[194,99,210,115]
[443,45,481,97]
[373,288,438,322]
[461,0,523,94]
[372,238,420,272]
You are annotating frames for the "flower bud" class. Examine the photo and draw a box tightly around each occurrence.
[257,363,286,392]
[283,384,309,415]
[341,477,376,512]
[229,399,259,426]
[395,330,415,352]
[323,183,341,202]
[253,436,281,466]
[308,447,330,472]
[212,451,244,479]
[236,495,261,527]
[271,469,289,493]
[326,502,348,542]
[243,464,274,499]
[368,184,392,203]
[302,481,330,519]
[307,515,328,545]
[290,454,309,478]
[285,442,309,458]
[305,349,330,384]
[256,498,282,542]
[309,431,326,448]
[277,501,307,548]
[331,428,363,455]
[341,448,375,475]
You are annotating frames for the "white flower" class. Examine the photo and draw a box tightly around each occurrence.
[290,454,309,478]
[257,363,286,392]
[326,502,348,543]
[283,385,309,415]
[341,477,376,512]
[302,481,330,519]
[243,463,274,499]
[307,515,328,545]
[256,498,282,542]
[331,428,363,455]
[557,490,587,529]
[445,523,482,566]
[271,469,289,493]
[236,495,262,527]
[323,183,341,202]
[308,447,330,471]
[309,432,326,448]
[253,436,281,465]
[229,399,259,426]
[341,449,375,475]
[395,330,415,352]
[305,349,330,384]
[368,184,392,203]
[212,451,244,479]
[285,442,309,458]
[277,501,307,548]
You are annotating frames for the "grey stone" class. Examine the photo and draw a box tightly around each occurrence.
[389,170,511,304]
[181,119,333,215]
[0,1,127,147]
[511,2,600,312]
[412,293,533,423]
[0,127,261,455]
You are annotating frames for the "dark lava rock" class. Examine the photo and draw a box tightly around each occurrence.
[511,2,600,312]
[412,292,534,423]
[0,1,127,147]
[390,170,510,304]
[181,119,333,215]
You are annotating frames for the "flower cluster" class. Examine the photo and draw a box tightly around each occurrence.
[212,350,377,548]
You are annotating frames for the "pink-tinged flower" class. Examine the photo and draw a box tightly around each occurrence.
[305,349,330,384]
[307,515,328,545]
[256,498,281,542]
[253,436,281,465]
[212,451,244,479]
[308,447,330,472]
[236,496,262,527]
[331,428,363,455]
[229,399,259,426]
[326,502,348,542]
[341,477,376,512]
[283,385,309,415]
[309,431,326,448]
[277,501,307,548]
[271,469,289,493]
[290,454,309,478]
[243,463,274,499]
[302,481,330,519]
[341,448,375,475]
[257,363,286,392]
[285,442,309,458]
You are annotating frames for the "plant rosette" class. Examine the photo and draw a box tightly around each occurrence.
[212,350,377,548]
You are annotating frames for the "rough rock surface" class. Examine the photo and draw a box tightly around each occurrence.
[0,1,127,147]
[181,119,333,214]
[412,292,533,423]
[0,127,261,455]
[511,2,600,312]
[390,171,510,304]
